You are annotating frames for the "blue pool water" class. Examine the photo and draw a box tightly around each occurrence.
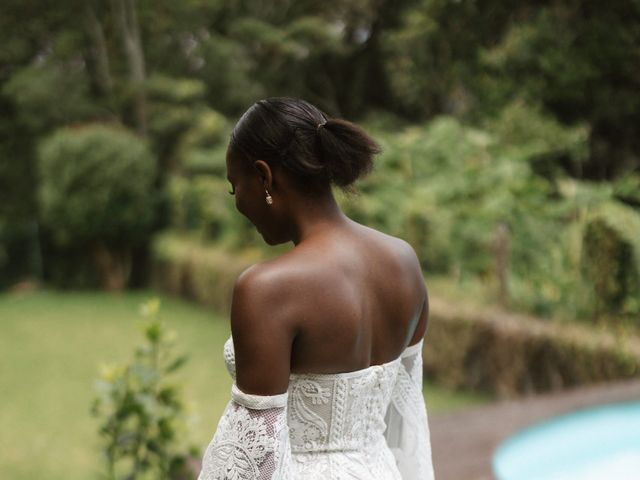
[493,401,640,480]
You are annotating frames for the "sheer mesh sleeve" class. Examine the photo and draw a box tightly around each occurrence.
[198,383,292,480]
[384,339,435,479]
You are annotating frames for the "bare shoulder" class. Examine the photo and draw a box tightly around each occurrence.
[357,222,423,277]
[388,235,422,270]
[231,258,305,339]
[385,236,429,344]
[381,235,430,343]
[355,223,429,344]
[234,252,318,298]
[230,260,301,395]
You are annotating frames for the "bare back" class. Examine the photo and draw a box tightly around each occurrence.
[230,217,429,395]
[265,219,427,374]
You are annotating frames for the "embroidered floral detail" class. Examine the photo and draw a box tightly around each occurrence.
[198,402,289,480]
[300,381,330,405]
[289,380,329,445]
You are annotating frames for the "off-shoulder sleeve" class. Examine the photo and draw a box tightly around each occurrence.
[384,339,435,479]
[198,383,292,480]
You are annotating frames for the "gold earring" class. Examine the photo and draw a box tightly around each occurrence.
[265,189,273,205]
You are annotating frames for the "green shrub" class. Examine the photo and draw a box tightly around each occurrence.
[581,202,640,316]
[91,297,197,480]
[38,124,157,245]
[37,124,158,289]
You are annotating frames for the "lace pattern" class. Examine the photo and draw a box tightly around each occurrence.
[198,336,434,479]
[384,340,435,479]
[198,385,291,480]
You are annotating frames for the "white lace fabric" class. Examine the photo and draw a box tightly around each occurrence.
[198,385,291,480]
[198,337,434,479]
[384,341,435,479]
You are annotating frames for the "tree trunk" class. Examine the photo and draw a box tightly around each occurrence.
[84,4,113,96]
[92,241,132,291]
[111,0,148,135]
[493,222,510,306]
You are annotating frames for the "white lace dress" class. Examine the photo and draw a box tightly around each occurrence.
[198,337,435,479]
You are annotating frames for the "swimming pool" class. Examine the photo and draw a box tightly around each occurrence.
[493,401,640,480]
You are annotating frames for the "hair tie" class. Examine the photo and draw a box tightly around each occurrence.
[317,121,326,130]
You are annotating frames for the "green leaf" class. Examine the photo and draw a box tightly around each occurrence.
[165,354,189,374]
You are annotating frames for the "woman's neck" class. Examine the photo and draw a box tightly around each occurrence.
[288,190,349,246]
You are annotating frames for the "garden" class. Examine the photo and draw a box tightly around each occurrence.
[1,1,639,478]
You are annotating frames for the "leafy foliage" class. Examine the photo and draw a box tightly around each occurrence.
[581,202,640,315]
[3,64,98,132]
[1,0,638,322]
[166,175,260,249]
[476,1,640,178]
[91,297,195,480]
[38,124,157,245]
[164,104,640,322]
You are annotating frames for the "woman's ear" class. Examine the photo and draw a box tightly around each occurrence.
[253,160,273,190]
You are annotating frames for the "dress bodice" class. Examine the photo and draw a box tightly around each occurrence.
[223,336,417,454]
[198,337,434,480]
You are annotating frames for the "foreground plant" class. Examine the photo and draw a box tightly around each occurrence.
[91,297,195,480]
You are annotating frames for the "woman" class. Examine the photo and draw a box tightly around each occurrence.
[198,98,434,479]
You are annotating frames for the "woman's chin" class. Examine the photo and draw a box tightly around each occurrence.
[263,235,279,246]
[261,232,289,246]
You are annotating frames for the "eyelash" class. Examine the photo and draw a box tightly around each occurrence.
[228,184,235,195]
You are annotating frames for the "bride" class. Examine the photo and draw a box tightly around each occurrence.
[198,97,434,479]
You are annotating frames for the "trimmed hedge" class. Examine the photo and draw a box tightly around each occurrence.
[150,232,261,314]
[150,231,640,398]
[424,297,640,398]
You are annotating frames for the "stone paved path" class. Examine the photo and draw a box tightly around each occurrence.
[429,378,640,479]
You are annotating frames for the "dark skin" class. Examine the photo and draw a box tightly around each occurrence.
[226,151,429,396]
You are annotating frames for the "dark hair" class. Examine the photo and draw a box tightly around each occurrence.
[228,97,380,190]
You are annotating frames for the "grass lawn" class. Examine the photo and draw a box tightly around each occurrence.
[0,289,490,479]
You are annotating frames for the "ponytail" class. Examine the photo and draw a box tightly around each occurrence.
[316,118,380,188]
